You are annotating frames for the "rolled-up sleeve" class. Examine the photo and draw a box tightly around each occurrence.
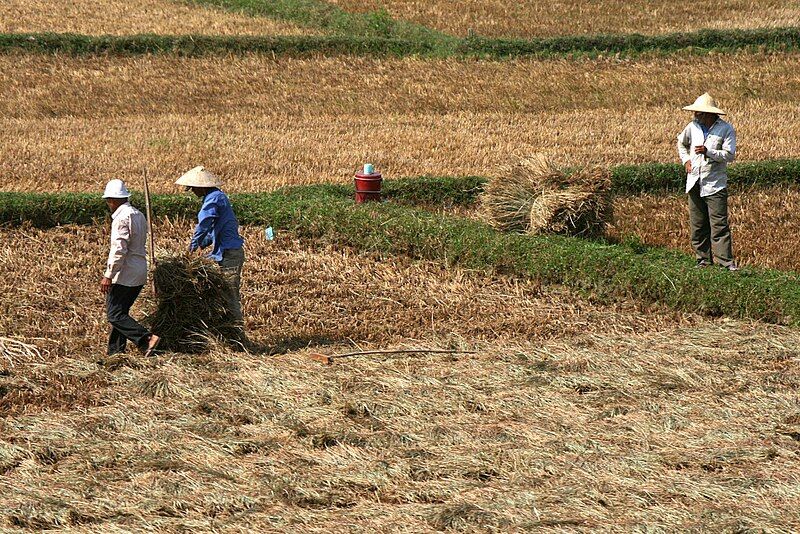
[105,215,130,279]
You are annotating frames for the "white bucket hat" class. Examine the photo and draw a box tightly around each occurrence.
[175,166,222,188]
[102,179,131,199]
[683,92,726,115]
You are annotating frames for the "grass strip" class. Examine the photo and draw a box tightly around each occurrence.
[0,158,795,227]
[2,190,799,326]
[0,33,439,57]
[1,26,798,57]
[612,159,800,194]
[185,0,456,47]
[460,27,800,57]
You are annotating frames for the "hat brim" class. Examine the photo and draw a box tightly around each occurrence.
[683,104,726,115]
[102,193,130,199]
[175,174,222,188]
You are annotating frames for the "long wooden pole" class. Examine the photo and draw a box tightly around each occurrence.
[308,348,477,365]
[143,167,156,269]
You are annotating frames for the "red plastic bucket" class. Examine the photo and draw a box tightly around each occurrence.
[354,172,382,203]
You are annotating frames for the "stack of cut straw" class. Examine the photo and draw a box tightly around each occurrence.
[480,155,612,237]
[148,255,240,353]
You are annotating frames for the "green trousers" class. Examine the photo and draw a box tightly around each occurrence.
[688,185,734,267]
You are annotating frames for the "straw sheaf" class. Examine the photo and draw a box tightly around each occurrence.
[481,156,612,237]
[149,254,241,353]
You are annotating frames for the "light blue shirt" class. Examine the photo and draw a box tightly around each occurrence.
[190,189,244,262]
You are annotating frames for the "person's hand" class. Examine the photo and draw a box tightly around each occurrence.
[684,161,692,173]
[100,276,112,294]
[694,145,707,155]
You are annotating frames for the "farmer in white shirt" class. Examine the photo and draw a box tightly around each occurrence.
[677,93,738,271]
[99,179,161,356]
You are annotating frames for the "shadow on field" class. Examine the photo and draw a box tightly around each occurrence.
[245,335,339,357]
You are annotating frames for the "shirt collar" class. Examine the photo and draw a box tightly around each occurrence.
[695,117,722,129]
[111,202,130,220]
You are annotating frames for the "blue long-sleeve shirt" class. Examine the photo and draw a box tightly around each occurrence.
[190,189,244,262]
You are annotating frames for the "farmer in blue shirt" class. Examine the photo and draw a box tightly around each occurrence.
[176,166,246,330]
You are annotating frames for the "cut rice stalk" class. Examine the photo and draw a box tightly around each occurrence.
[147,255,241,353]
[480,155,612,237]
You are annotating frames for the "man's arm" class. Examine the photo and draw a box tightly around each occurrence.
[704,126,737,163]
[190,217,216,251]
[677,125,693,172]
[101,215,130,293]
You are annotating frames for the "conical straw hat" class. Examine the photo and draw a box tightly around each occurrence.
[175,166,222,187]
[683,93,726,115]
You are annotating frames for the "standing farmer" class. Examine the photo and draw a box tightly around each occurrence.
[101,179,161,356]
[175,166,246,333]
[677,93,738,271]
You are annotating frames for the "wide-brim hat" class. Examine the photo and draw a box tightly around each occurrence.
[102,179,131,198]
[175,166,222,188]
[683,92,726,115]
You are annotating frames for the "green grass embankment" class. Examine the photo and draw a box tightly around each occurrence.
[0,33,439,57]
[1,26,798,58]
[459,27,800,57]
[376,159,800,207]
[2,189,799,326]
[187,0,455,47]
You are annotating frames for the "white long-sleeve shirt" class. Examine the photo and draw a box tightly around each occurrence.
[677,118,736,196]
[105,202,148,287]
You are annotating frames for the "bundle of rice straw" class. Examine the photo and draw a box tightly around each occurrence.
[479,155,612,237]
[147,255,241,353]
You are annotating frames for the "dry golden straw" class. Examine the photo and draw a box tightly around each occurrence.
[481,155,612,237]
[1,52,799,193]
[0,337,42,370]
[0,0,317,36]
[329,0,799,38]
[2,221,800,530]
[609,184,800,272]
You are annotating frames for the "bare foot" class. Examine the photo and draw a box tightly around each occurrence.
[144,334,161,357]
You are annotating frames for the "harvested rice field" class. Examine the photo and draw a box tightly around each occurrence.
[0,0,317,36]
[0,223,690,361]
[3,223,800,530]
[328,0,800,38]
[610,185,800,272]
[2,52,799,193]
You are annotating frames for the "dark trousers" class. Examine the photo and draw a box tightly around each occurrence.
[106,284,151,355]
[688,185,734,267]
[219,248,245,327]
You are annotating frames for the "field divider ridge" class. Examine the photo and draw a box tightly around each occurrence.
[2,26,799,57]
